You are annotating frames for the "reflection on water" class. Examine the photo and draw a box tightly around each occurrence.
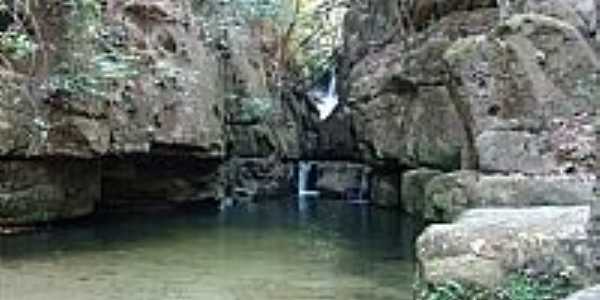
[0,199,422,300]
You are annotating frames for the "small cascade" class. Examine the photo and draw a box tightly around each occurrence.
[358,168,370,201]
[349,168,370,204]
[298,161,319,196]
[308,68,339,120]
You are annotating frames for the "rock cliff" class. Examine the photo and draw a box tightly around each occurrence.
[336,0,600,288]
[0,0,318,224]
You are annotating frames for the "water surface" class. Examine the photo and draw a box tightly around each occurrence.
[0,199,420,300]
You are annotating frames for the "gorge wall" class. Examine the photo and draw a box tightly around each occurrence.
[332,0,600,289]
[335,0,600,215]
[1,0,600,294]
[0,0,320,225]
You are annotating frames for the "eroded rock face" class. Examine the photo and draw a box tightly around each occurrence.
[446,14,600,137]
[342,7,500,170]
[0,0,225,159]
[100,157,223,209]
[0,0,318,225]
[0,160,100,225]
[223,158,293,201]
[341,0,600,224]
[0,0,230,225]
[417,206,592,287]
[215,14,319,160]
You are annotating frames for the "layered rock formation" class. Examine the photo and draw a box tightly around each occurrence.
[338,0,599,213]
[0,0,318,225]
[336,0,600,289]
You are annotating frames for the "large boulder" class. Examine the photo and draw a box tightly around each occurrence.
[344,8,500,170]
[351,84,467,170]
[417,206,592,287]
[445,13,600,136]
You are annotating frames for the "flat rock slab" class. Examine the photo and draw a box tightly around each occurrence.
[424,171,596,222]
[417,206,591,287]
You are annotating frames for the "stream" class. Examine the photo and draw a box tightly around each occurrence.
[0,199,421,300]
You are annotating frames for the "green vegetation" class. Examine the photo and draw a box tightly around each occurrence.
[417,273,580,300]
[197,0,346,80]
[50,0,140,100]
[238,96,273,123]
[0,0,38,73]
[0,0,140,100]
[0,31,36,60]
[0,0,347,103]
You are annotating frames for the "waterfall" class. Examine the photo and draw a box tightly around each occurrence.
[358,168,369,201]
[298,161,319,196]
[309,68,339,120]
[348,167,370,204]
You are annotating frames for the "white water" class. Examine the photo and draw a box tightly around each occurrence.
[310,69,339,120]
[349,168,370,204]
[298,161,319,196]
[358,169,369,201]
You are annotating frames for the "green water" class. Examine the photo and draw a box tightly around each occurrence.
[0,199,420,300]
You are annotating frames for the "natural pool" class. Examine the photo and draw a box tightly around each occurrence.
[0,198,421,300]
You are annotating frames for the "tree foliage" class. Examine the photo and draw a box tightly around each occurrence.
[196,0,348,81]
